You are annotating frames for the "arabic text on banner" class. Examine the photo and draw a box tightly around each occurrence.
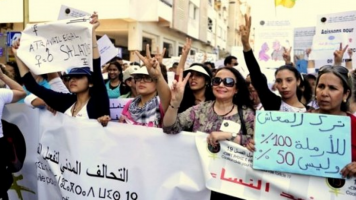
[4,104,210,200]
[195,133,356,200]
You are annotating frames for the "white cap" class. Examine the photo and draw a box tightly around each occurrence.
[123,65,140,81]
[184,65,210,77]
[131,66,149,76]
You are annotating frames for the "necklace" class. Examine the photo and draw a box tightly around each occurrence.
[71,99,89,117]
[212,101,235,117]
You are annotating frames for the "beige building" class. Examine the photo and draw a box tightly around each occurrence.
[0,0,248,63]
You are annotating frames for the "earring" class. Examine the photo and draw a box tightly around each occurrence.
[344,99,347,103]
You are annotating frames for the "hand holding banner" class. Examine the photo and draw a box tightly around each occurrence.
[253,111,351,178]
[17,18,93,75]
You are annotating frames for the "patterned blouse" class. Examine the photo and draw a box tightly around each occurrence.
[163,101,255,145]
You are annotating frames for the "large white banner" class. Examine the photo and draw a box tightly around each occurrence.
[17,18,93,75]
[4,105,210,200]
[195,133,356,200]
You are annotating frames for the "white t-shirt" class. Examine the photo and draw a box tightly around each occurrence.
[0,89,14,138]
[64,101,89,120]
[280,101,306,113]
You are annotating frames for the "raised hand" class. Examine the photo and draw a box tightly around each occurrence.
[154,46,166,64]
[239,15,252,51]
[11,39,21,56]
[90,12,100,30]
[334,43,348,66]
[181,38,192,56]
[283,47,292,64]
[170,68,190,107]
[135,45,162,79]
[305,48,312,57]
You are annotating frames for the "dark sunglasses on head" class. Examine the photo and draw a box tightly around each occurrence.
[211,77,236,87]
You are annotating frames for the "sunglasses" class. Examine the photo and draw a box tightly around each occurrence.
[212,77,236,87]
[234,63,238,66]
[245,81,251,86]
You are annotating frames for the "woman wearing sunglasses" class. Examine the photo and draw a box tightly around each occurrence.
[163,67,254,200]
[163,66,254,145]
[119,48,170,127]
[12,13,111,126]
[309,65,356,178]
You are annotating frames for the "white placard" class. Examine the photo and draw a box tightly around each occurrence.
[98,35,118,66]
[58,5,91,20]
[109,98,133,120]
[254,19,293,69]
[195,133,355,200]
[195,52,217,63]
[310,11,356,68]
[17,18,93,75]
[5,104,210,200]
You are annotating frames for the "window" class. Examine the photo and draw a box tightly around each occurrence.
[163,42,173,58]
[189,2,197,20]
[190,49,196,55]
[208,18,213,32]
[178,46,183,56]
[142,37,152,56]
[161,0,173,6]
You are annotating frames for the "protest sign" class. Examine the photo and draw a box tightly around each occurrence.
[98,35,118,66]
[58,5,91,20]
[17,18,93,75]
[4,104,210,200]
[254,19,293,69]
[310,11,356,68]
[195,52,217,63]
[253,111,351,178]
[109,98,133,120]
[195,133,356,200]
[294,27,315,73]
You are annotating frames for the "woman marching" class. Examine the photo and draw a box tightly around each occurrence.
[12,12,110,126]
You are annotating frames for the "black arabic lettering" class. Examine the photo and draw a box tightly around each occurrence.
[326,135,346,156]
[309,115,327,126]
[319,121,345,132]
[294,138,319,151]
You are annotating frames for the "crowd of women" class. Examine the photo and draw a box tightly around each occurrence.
[0,14,355,200]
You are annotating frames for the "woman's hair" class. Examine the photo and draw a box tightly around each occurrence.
[6,61,22,84]
[274,65,303,101]
[300,74,313,105]
[215,67,254,110]
[159,63,168,83]
[108,62,123,82]
[352,70,356,102]
[0,64,13,79]
[316,65,352,112]
[178,63,215,113]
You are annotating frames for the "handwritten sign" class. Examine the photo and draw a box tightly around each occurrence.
[194,52,217,63]
[58,5,91,20]
[17,18,93,75]
[195,133,356,200]
[253,111,351,179]
[97,34,118,66]
[109,98,133,120]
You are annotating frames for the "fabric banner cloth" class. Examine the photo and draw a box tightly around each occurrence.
[195,133,356,200]
[3,104,210,200]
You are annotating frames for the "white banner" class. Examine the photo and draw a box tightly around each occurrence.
[4,104,210,200]
[17,18,93,75]
[195,133,356,200]
[195,52,217,63]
